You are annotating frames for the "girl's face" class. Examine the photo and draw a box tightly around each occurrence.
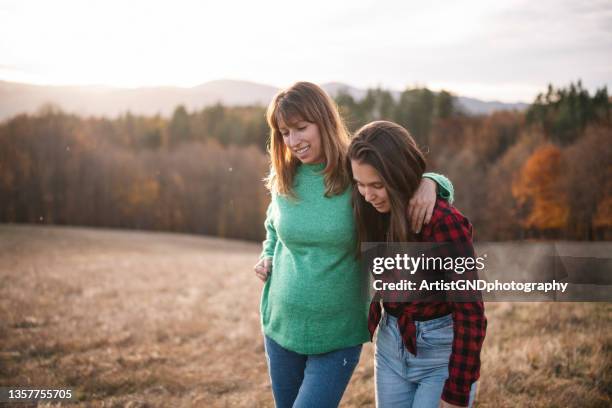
[278,117,324,164]
[351,160,390,213]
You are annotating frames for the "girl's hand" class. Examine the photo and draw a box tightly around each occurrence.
[408,178,437,233]
[254,258,272,282]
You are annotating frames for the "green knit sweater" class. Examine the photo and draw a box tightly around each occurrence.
[260,163,453,354]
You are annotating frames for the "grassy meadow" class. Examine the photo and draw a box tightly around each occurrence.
[0,225,609,407]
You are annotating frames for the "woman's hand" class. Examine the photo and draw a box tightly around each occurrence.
[254,258,272,282]
[408,178,437,233]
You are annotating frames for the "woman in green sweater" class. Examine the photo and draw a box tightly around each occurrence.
[253,82,453,408]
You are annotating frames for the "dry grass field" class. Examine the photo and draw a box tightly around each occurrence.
[0,225,610,407]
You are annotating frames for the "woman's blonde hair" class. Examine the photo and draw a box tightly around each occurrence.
[265,82,351,197]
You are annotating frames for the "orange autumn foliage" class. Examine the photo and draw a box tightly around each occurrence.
[512,144,569,230]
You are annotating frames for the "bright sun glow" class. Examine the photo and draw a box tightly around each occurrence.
[0,0,610,102]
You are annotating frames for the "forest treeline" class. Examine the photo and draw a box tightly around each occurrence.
[0,81,610,241]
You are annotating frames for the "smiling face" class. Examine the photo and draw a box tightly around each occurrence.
[278,117,325,164]
[351,159,390,213]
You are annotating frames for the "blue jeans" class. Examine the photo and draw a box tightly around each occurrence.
[264,335,362,408]
[375,313,478,408]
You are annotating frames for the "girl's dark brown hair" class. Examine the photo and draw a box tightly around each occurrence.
[347,120,427,248]
[265,82,351,197]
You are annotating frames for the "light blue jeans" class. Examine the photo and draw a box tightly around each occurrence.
[264,335,362,408]
[375,313,478,408]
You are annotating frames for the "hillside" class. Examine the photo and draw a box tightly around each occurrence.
[0,79,528,121]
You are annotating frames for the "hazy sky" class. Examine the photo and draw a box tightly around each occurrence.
[1,0,610,102]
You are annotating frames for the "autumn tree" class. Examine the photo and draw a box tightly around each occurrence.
[512,144,569,237]
[1,81,609,242]
[561,126,612,239]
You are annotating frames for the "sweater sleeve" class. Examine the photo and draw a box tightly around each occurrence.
[260,200,277,260]
[423,172,454,204]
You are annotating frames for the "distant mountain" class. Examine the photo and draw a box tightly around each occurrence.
[192,79,278,105]
[0,79,528,121]
[320,82,529,115]
[0,79,279,120]
[456,96,528,115]
[321,82,369,101]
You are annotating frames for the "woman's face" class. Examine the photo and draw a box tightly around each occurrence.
[351,160,390,213]
[278,117,324,164]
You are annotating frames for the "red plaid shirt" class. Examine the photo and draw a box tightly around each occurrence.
[368,198,487,407]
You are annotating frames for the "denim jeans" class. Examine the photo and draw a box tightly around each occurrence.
[264,335,362,408]
[375,313,478,408]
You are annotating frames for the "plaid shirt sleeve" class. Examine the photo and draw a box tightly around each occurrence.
[429,208,487,407]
